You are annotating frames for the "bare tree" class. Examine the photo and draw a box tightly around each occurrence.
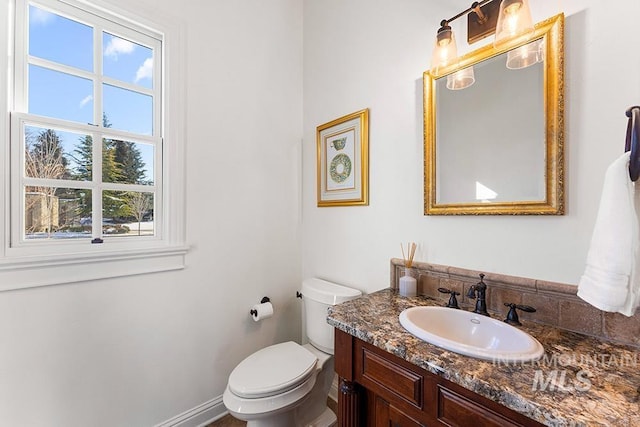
[24,129,67,236]
[125,192,152,235]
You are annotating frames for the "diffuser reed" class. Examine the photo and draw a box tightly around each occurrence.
[401,242,417,268]
[399,242,417,297]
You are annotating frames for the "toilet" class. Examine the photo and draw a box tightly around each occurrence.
[222,278,362,427]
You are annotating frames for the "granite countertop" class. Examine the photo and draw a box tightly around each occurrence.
[327,289,640,427]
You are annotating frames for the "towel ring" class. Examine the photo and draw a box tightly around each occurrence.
[625,106,640,182]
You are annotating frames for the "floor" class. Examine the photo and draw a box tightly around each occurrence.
[205,414,246,427]
[206,398,338,427]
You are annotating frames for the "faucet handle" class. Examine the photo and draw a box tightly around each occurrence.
[438,287,461,309]
[503,302,536,326]
[466,285,476,299]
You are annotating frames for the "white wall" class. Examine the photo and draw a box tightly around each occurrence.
[0,0,303,425]
[302,0,640,291]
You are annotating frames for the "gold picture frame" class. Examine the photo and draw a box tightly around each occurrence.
[317,109,369,207]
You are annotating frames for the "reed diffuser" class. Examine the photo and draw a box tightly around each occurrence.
[399,242,417,297]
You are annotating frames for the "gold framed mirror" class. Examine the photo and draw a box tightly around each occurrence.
[424,14,564,215]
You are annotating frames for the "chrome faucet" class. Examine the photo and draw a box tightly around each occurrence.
[466,273,489,316]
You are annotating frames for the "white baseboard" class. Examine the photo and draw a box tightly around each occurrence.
[329,374,339,403]
[154,396,227,427]
[156,379,339,427]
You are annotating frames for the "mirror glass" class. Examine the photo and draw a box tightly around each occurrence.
[424,14,564,215]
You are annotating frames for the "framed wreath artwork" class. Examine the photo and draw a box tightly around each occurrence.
[316,109,369,207]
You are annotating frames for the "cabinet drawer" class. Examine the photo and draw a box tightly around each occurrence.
[438,386,524,427]
[359,346,423,408]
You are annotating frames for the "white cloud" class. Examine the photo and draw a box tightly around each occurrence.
[79,95,93,108]
[135,57,153,83]
[104,37,135,59]
[30,8,55,26]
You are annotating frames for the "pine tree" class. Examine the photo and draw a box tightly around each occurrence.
[102,138,123,183]
[70,113,151,227]
[73,135,93,182]
[113,140,146,184]
[71,115,124,219]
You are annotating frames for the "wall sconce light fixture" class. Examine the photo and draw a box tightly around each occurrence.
[430,0,536,87]
[494,0,534,47]
[430,22,458,75]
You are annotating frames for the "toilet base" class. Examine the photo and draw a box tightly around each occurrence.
[245,411,294,427]
[304,406,336,427]
[243,406,335,427]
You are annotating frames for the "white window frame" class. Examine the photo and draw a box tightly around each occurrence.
[0,0,187,291]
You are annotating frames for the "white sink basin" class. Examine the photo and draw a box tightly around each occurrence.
[399,306,544,362]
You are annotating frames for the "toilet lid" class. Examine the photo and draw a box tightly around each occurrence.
[228,341,318,399]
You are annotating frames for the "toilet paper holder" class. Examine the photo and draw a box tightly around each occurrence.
[250,297,271,317]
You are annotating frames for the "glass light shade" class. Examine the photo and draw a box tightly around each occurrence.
[430,26,457,75]
[506,39,543,69]
[494,0,534,47]
[446,66,475,90]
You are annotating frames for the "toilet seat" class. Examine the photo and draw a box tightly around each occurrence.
[228,341,317,399]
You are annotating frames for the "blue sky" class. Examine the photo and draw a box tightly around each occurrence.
[27,4,154,181]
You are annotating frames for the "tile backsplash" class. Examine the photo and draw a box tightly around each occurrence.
[390,259,640,348]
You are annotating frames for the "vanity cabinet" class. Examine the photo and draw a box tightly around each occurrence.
[335,329,544,427]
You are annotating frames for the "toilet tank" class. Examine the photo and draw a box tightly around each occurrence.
[302,278,362,354]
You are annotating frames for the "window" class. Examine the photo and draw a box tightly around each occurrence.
[1,0,187,290]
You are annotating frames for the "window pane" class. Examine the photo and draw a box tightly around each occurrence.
[103,32,153,89]
[103,84,152,135]
[29,5,93,71]
[102,139,154,184]
[29,65,93,124]
[24,187,91,239]
[102,191,154,237]
[25,125,92,181]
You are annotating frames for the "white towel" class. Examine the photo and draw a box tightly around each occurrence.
[577,152,640,316]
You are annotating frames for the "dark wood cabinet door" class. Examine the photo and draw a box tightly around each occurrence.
[374,394,426,427]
